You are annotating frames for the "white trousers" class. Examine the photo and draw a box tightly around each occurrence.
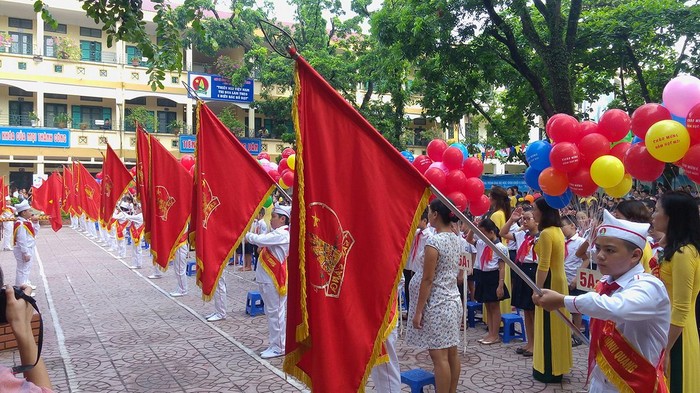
[213,273,227,317]
[70,216,78,228]
[173,244,188,293]
[259,282,287,352]
[116,237,126,258]
[99,226,108,243]
[2,221,12,250]
[131,239,143,268]
[108,227,117,251]
[14,249,35,287]
[87,220,97,238]
[370,325,401,393]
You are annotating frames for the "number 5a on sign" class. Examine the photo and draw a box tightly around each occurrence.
[576,268,602,292]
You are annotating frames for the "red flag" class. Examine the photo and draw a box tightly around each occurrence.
[136,126,152,239]
[100,144,133,227]
[282,54,431,392]
[44,173,63,232]
[62,166,76,214]
[76,163,101,221]
[72,162,83,215]
[0,177,5,202]
[193,102,276,300]
[32,178,49,212]
[147,135,192,269]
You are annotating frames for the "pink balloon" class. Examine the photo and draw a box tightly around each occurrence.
[445,170,468,195]
[442,147,464,170]
[599,109,632,142]
[257,152,271,161]
[549,142,581,173]
[427,139,448,161]
[447,191,468,212]
[463,177,485,202]
[663,75,700,118]
[462,157,484,178]
[413,155,433,174]
[428,161,449,175]
[282,147,295,158]
[469,194,490,217]
[424,167,447,191]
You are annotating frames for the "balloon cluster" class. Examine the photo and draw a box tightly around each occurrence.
[180,154,195,176]
[409,139,487,216]
[526,74,700,208]
[258,147,296,189]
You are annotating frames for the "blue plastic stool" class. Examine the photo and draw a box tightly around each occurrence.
[246,291,265,316]
[185,261,197,277]
[400,368,435,393]
[500,313,526,343]
[141,240,149,250]
[466,301,483,328]
[126,234,132,245]
[582,314,590,338]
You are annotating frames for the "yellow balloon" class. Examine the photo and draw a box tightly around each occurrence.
[279,177,288,189]
[590,155,625,188]
[645,120,690,163]
[287,154,296,171]
[605,174,633,198]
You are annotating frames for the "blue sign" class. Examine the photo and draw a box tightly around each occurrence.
[482,174,528,191]
[0,126,70,148]
[178,135,262,156]
[188,73,254,103]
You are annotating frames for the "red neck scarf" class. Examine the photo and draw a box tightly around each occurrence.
[516,232,536,263]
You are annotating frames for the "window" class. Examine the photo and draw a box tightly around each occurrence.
[157,111,177,133]
[44,23,67,34]
[8,87,33,97]
[44,36,55,57]
[80,96,103,102]
[8,32,32,55]
[54,65,63,73]
[80,27,102,38]
[45,93,68,99]
[8,101,34,126]
[44,103,67,127]
[125,45,144,66]
[9,18,32,29]
[126,97,146,105]
[124,108,155,132]
[80,106,105,128]
[156,98,176,108]
[80,41,101,62]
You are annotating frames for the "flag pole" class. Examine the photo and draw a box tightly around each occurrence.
[430,184,590,346]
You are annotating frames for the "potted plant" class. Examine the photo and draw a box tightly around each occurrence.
[79,122,89,130]
[125,106,156,132]
[28,112,40,127]
[54,37,80,61]
[167,120,184,135]
[0,32,12,49]
[54,113,71,128]
[130,56,141,67]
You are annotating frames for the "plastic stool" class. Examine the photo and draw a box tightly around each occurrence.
[185,261,197,277]
[141,240,149,250]
[582,314,590,338]
[246,291,265,316]
[400,368,435,393]
[500,313,526,343]
[466,301,483,328]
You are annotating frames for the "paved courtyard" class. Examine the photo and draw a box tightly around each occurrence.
[0,226,590,392]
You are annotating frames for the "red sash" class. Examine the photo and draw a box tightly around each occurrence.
[516,233,536,263]
[479,246,493,270]
[649,245,662,279]
[588,281,668,393]
[130,224,145,245]
[259,247,287,296]
[116,220,129,240]
[12,221,36,246]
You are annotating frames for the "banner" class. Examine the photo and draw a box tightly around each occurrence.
[0,126,70,148]
[100,144,133,227]
[136,126,152,238]
[76,163,101,221]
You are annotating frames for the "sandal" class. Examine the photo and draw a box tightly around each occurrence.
[481,338,502,345]
[515,347,526,354]
[522,350,533,357]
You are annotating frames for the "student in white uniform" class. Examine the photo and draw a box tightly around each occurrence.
[12,200,40,288]
[561,214,587,344]
[126,203,145,269]
[169,242,189,297]
[245,204,290,359]
[535,210,670,393]
[2,196,15,251]
[111,202,130,258]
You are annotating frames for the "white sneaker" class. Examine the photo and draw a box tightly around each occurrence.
[147,275,162,279]
[204,312,217,319]
[260,348,284,359]
[129,265,142,269]
[169,291,187,297]
[206,314,225,322]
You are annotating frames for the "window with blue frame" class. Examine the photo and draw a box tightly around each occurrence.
[80,40,101,62]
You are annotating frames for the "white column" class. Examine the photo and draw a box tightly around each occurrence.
[36,155,45,177]
[186,46,193,71]
[36,88,44,127]
[36,12,44,56]
[248,107,255,138]
[186,101,193,134]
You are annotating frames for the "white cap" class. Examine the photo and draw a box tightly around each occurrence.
[597,210,650,250]
[14,200,31,214]
[273,204,291,219]
[4,196,10,201]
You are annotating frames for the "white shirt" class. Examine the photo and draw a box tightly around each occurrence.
[513,230,537,264]
[112,210,128,224]
[475,239,508,271]
[507,223,519,251]
[246,225,290,285]
[564,233,586,283]
[13,216,40,259]
[252,219,268,235]
[406,226,434,271]
[125,212,144,227]
[563,263,670,393]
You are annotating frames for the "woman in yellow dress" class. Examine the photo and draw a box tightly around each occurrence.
[531,197,572,383]
[651,191,700,393]
[489,186,512,317]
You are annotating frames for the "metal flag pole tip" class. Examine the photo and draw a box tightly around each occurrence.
[182,81,203,102]
[258,19,298,59]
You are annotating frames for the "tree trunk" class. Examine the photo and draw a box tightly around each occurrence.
[623,40,652,103]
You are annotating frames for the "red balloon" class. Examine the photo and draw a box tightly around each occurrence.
[631,103,672,139]
[188,165,195,177]
[424,167,447,191]
[577,133,610,166]
[278,158,289,173]
[533,192,542,199]
[469,194,491,217]
[268,169,281,182]
[281,171,295,188]
[282,148,295,159]
[624,143,665,182]
[180,154,195,170]
[128,187,136,195]
[546,114,568,132]
[463,177,485,202]
[462,157,484,178]
[447,191,468,212]
[445,170,468,194]
[96,172,103,179]
[538,167,569,196]
[257,152,271,161]
[549,142,581,173]
[568,168,598,197]
[547,115,581,144]
[579,121,601,138]
[129,166,137,176]
[413,155,433,174]
[610,142,632,162]
[442,147,464,170]
[426,139,448,161]
[681,145,700,183]
[686,103,700,146]
[599,109,632,142]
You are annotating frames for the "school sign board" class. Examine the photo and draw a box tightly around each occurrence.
[187,73,254,103]
[0,126,70,148]
[179,135,262,156]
